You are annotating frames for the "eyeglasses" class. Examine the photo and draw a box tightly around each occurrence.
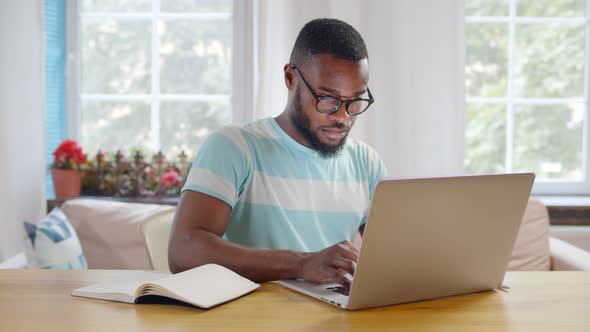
[289,64,374,116]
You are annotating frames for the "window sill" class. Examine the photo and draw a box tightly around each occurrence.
[534,195,590,207]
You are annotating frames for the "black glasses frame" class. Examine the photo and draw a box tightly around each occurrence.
[289,64,374,116]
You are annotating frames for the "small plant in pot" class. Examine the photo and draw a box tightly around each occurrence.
[51,139,86,199]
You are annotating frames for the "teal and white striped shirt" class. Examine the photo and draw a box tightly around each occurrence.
[182,117,387,252]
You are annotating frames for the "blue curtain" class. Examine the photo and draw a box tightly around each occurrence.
[44,0,67,199]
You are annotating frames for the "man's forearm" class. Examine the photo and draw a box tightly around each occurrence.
[168,229,308,282]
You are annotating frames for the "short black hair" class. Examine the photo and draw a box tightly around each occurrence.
[289,18,368,66]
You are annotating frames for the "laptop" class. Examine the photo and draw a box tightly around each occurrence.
[279,173,535,310]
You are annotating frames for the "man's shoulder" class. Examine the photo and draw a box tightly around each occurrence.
[203,125,246,151]
[214,118,277,141]
[202,119,279,159]
[241,118,280,140]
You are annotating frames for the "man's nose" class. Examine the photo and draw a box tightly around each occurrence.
[329,104,354,125]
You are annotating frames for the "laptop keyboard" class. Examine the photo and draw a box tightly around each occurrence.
[326,286,350,296]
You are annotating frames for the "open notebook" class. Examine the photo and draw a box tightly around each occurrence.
[72,264,260,309]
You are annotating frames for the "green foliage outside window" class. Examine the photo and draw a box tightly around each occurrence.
[79,0,232,163]
[465,0,586,180]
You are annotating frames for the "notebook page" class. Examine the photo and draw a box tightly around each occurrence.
[72,272,169,303]
[144,264,259,308]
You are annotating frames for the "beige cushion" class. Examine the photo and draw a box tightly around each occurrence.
[140,209,176,271]
[507,199,551,271]
[62,199,174,269]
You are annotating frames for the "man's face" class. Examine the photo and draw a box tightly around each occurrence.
[288,54,370,158]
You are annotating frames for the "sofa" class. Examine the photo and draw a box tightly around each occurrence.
[0,199,175,270]
[507,199,590,271]
[1,198,589,271]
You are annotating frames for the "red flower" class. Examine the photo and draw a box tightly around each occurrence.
[159,170,180,189]
[52,139,86,169]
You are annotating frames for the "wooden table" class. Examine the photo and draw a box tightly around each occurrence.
[0,270,588,332]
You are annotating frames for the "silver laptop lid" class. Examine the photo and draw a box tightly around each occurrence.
[346,173,535,310]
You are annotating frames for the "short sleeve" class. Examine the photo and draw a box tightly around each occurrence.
[181,127,252,209]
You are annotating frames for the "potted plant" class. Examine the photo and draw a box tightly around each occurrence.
[51,139,86,199]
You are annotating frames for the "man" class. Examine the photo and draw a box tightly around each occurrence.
[169,18,386,288]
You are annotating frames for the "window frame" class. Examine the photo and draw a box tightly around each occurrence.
[465,0,590,195]
[64,0,253,154]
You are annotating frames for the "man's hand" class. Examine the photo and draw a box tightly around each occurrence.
[298,241,360,288]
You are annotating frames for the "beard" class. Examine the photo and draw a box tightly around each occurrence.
[291,87,351,159]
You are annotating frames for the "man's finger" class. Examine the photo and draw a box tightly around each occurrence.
[331,268,353,289]
[330,257,357,276]
[336,245,359,262]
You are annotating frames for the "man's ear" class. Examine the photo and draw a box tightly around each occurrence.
[284,64,296,90]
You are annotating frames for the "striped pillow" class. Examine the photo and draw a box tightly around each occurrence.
[23,208,87,269]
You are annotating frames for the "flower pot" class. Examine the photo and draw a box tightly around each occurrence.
[51,169,83,199]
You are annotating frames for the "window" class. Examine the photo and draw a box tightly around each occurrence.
[71,0,234,161]
[464,0,589,194]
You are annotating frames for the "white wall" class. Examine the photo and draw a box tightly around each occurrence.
[0,0,47,260]
[361,0,465,177]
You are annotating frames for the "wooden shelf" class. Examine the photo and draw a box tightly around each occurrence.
[547,206,590,226]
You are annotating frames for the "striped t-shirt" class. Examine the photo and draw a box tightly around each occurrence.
[182,117,387,252]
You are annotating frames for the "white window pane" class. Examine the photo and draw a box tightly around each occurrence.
[161,0,232,12]
[517,0,586,17]
[466,23,508,97]
[81,0,152,13]
[159,19,231,94]
[465,0,509,16]
[513,104,583,179]
[513,23,585,98]
[159,101,231,160]
[81,20,152,94]
[80,100,152,156]
[464,103,507,174]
